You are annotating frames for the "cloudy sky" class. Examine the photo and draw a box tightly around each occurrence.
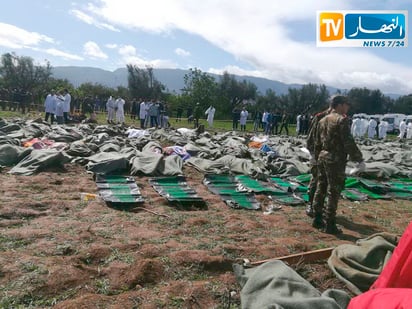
[0,0,410,94]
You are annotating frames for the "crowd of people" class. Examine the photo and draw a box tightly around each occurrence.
[0,87,33,113]
[351,116,412,140]
[350,116,388,139]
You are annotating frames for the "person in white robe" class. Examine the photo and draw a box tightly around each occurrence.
[360,117,369,137]
[115,97,125,124]
[106,96,115,124]
[378,120,388,139]
[239,107,248,132]
[406,122,412,139]
[398,119,407,139]
[139,100,147,129]
[62,89,71,123]
[351,117,362,137]
[55,92,65,124]
[367,118,377,139]
[44,90,57,124]
[205,106,216,127]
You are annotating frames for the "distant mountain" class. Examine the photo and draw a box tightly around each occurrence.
[51,66,341,95]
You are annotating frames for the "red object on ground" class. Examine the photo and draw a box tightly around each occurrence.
[348,221,412,308]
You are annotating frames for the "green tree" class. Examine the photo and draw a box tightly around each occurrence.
[347,87,389,115]
[0,52,52,93]
[286,83,329,119]
[127,65,165,99]
[216,71,258,118]
[393,95,412,114]
[256,88,278,111]
[183,68,217,114]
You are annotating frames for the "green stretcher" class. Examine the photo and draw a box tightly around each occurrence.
[344,178,392,199]
[95,174,145,208]
[290,174,312,184]
[235,175,288,195]
[269,177,308,193]
[150,176,207,208]
[204,174,261,210]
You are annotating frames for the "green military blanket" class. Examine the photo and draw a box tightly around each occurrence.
[328,232,399,295]
[233,260,350,309]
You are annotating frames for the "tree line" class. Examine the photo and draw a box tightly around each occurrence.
[1,52,411,119]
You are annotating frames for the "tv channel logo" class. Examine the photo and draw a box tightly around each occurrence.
[317,10,408,47]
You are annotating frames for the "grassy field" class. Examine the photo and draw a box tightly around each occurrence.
[0,109,299,135]
[0,108,407,307]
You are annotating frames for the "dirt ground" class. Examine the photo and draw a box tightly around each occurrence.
[0,163,411,308]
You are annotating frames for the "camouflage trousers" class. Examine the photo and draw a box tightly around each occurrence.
[307,164,319,205]
[312,160,346,222]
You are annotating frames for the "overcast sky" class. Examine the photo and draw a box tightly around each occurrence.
[0,0,410,94]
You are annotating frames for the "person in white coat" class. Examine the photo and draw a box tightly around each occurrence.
[115,97,125,124]
[44,89,56,124]
[239,107,248,132]
[378,120,388,139]
[205,105,216,127]
[398,119,407,139]
[55,92,65,124]
[367,118,377,139]
[139,100,147,129]
[360,117,368,137]
[62,89,71,123]
[406,122,412,139]
[106,96,115,124]
[296,114,302,135]
[351,117,362,137]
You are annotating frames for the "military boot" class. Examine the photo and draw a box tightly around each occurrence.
[312,213,325,229]
[324,220,342,235]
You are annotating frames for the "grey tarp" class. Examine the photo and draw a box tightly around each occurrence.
[66,140,95,157]
[2,117,412,179]
[215,155,267,178]
[8,149,71,175]
[0,144,32,166]
[85,152,131,174]
[328,232,399,295]
[130,151,183,176]
[185,157,230,174]
[233,260,351,309]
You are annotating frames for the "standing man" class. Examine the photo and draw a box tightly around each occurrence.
[205,105,216,128]
[106,96,115,124]
[378,120,388,139]
[239,106,248,132]
[398,119,407,139]
[130,98,138,121]
[193,102,202,128]
[44,89,56,124]
[139,99,147,129]
[296,113,302,135]
[279,112,289,135]
[305,106,331,218]
[312,96,364,234]
[115,96,125,125]
[367,117,377,139]
[55,91,65,124]
[62,89,71,124]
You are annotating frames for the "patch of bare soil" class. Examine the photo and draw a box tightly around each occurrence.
[1,163,411,308]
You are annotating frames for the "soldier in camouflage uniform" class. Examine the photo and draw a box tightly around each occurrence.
[312,96,363,234]
[305,107,331,217]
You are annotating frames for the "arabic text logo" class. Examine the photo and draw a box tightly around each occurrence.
[346,14,405,40]
[319,12,344,41]
[317,10,408,47]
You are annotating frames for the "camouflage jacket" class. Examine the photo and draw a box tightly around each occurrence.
[316,110,363,164]
[306,108,330,157]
